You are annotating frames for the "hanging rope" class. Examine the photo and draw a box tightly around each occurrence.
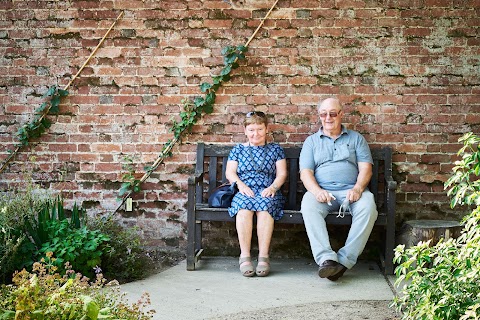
[0,11,124,175]
[64,11,124,91]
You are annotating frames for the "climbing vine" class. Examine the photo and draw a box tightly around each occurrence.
[0,11,123,175]
[0,86,69,173]
[117,45,247,200]
[116,0,280,211]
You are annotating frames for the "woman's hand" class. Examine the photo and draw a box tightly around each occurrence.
[261,186,276,198]
[238,181,255,197]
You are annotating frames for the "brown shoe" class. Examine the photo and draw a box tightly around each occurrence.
[327,265,347,281]
[318,260,344,278]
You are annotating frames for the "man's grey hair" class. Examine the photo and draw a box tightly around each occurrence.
[317,97,342,112]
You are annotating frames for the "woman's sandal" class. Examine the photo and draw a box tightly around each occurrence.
[239,257,255,277]
[256,257,270,277]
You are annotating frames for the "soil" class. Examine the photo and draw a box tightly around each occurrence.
[144,249,184,276]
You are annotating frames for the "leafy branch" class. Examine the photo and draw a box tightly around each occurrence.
[444,132,480,208]
[0,11,123,175]
[0,86,69,174]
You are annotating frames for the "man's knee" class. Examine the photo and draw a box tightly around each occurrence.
[301,191,329,217]
[352,192,377,219]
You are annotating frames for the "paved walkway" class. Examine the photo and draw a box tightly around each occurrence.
[121,257,400,320]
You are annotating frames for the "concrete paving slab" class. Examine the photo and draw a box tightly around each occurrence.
[121,257,399,320]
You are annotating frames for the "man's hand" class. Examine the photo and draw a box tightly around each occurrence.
[314,189,335,204]
[347,187,362,202]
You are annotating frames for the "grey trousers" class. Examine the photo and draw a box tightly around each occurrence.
[300,190,378,269]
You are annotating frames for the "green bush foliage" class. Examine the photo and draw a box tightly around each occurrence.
[39,219,110,279]
[393,132,480,319]
[0,254,154,319]
[1,167,154,284]
[88,217,154,283]
[0,178,51,282]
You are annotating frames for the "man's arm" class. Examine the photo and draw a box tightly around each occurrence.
[300,169,334,204]
[347,162,373,202]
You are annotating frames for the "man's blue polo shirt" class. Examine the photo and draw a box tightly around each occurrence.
[299,126,373,191]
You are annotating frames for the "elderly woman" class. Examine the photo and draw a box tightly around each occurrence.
[225,111,287,277]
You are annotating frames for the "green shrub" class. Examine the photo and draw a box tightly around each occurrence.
[1,164,153,284]
[393,132,480,319]
[38,219,110,279]
[0,180,52,282]
[88,217,154,283]
[0,253,155,319]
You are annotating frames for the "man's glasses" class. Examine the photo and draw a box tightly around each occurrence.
[319,111,340,118]
[246,111,266,118]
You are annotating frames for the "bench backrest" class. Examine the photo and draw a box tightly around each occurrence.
[195,143,392,211]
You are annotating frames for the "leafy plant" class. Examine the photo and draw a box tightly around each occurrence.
[88,217,154,283]
[1,165,154,284]
[0,86,68,174]
[119,155,142,197]
[392,132,480,319]
[0,254,155,319]
[26,196,86,250]
[0,173,52,282]
[38,219,110,279]
[445,132,480,208]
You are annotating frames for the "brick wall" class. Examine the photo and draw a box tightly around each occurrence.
[1,0,479,256]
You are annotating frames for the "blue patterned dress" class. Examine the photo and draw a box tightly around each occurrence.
[228,143,286,220]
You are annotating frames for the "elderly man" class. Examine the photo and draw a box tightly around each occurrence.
[299,97,378,281]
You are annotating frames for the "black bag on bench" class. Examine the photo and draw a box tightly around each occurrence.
[208,182,238,208]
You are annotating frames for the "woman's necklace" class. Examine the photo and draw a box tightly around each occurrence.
[247,142,267,173]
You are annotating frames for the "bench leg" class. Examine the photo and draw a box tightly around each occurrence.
[186,210,197,270]
[384,220,395,275]
[187,219,204,271]
[186,226,196,271]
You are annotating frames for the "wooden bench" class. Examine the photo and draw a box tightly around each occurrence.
[187,143,397,274]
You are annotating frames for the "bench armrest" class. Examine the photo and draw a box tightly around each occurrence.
[188,171,204,185]
[385,176,397,190]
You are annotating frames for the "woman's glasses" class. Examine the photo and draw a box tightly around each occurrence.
[246,111,266,118]
[319,111,340,118]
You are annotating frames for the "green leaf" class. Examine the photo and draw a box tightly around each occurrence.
[221,46,234,56]
[0,310,16,319]
[118,183,131,197]
[41,118,52,129]
[205,92,216,106]
[220,65,232,76]
[193,97,205,108]
[224,54,237,65]
[211,83,221,92]
[81,295,100,320]
[58,89,69,97]
[51,95,61,109]
[237,45,247,53]
[44,86,56,97]
[200,82,212,93]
